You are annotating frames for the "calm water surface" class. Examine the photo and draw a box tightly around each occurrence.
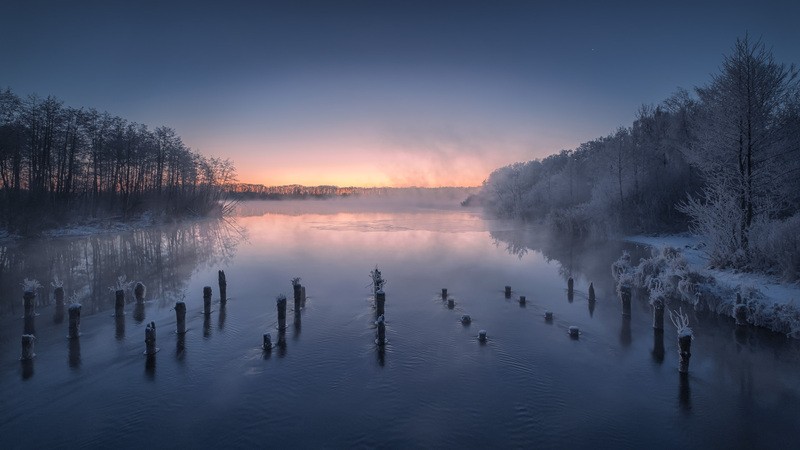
[2,200,799,449]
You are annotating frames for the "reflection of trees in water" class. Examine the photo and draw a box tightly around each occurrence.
[0,219,245,317]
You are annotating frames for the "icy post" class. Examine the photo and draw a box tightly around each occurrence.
[276,295,287,330]
[569,326,580,338]
[619,285,632,317]
[23,291,36,319]
[519,295,526,305]
[376,314,386,346]
[134,282,146,304]
[441,288,448,300]
[68,304,81,339]
[504,286,511,298]
[20,334,35,360]
[114,289,125,316]
[460,314,471,325]
[203,286,212,315]
[144,321,158,355]
[218,270,227,305]
[175,301,186,334]
[734,293,748,327]
[264,333,275,352]
[652,298,665,330]
[588,282,595,302]
[478,330,487,343]
[669,308,693,373]
[375,290,386,318]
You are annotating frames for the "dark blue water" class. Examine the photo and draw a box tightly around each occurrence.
[2,200,799,449]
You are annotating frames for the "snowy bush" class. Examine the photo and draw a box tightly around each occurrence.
[750,214,800,281]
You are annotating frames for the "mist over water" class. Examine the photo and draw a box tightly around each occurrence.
[1,200,798,448]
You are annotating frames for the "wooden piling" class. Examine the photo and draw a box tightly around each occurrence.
[300,286,306,308]
[620,285,632,317]
[519,295,526,305]
[447,296,454,309]
[567,277,574,294]
[588,283,595,302]
[569,326,580,338]
[544,311,553,321]
[504,286,511,298]
[277,296,287,330]
[54,286,65,306]
[376,290,386,318]
[652,298,665,330]
[203,286,212,315]
[23,291,36,318]
[441,288,448,300]
[460,314,471,324]
[478,330,487,343]
[376,315,386,346]
[678,334,692,373]
[115,289,125,316]
[218,270,227,304]
[134,282,146,304]
[145,321,158,355]
[68,304,81,339]
[20,334,35,360]
[175,301,186,334]
[263,333,272,350]
[293,283,302,313]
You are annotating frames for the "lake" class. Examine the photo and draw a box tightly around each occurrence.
[2,199,799,449]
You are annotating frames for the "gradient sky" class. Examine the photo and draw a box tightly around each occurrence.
[2,1,799,187]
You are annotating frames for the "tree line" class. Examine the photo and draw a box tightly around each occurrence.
[479,37,800,280]
[0,89,235,233]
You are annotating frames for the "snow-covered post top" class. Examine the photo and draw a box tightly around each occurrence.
[370,267,385,294]
[669,308,693,373]
[21,278,41,318]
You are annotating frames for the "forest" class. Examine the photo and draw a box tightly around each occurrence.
[0,89,235,234]
[479,37,800,281]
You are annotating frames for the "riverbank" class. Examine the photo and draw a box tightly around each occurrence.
[620,234,800,337]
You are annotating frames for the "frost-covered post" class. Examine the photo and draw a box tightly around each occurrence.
[376,290,386,318]
[175,301,186,334]
[734,293,748,327]
[276,295,287,330]
[144,321,158,355]
[619,285,632,317]
[218,270,227,304]
[68,303,81,339]
[114,289,125,316]
[203,286,212,315]
[134,282,146,304]
[588,282,596,302]
[504,286,511,298]
[370,267,385,296]
[21,334,35,360]
[441,288,448,300]
[376,314,386,346]
[652,298,665,330]
[670,308,693,373]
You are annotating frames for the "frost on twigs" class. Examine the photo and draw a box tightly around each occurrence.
[291,277,301,287]
[669,307,693,338]
[108,275,132,293]
[67,292,81,305]
[51,276,64,288]
[21,278,42,293]
[369,266,386,292]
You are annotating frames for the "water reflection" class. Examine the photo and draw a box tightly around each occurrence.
[133,302,145,323]
[619,316,632,347]
[652,330,665,364]
[145,354,156,379]
[115,314,125,340]
[20,359,34,380]
[218,304,226,331]
[0,219,244,318]
[23,316,35,335]
[68,338,81,369]
[678,372,692,413]
[176,333,186,361]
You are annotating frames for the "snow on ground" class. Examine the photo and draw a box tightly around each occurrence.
[623,234,800,337]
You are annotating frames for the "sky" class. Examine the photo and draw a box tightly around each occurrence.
[2,0,799,187]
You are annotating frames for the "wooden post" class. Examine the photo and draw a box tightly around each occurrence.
[68,304,81,339]
[460,314,471,324]
[23,291,36,318]
[218,270,227,304]
[678,335,692,373]
[519,295,526,305]
[376,315,386,346]
[277,296,287,330]
[544,311,553,321]
[263,333,272,350]
[447,296,454,309]
[567,277,574,294]
[478,330,487,343]
[734,293,748,327]
[620,285,632,317]
[300,286,306,308]
[376,290,386,318]
[20,334,35,360]
[175,301,186,334]
[441,288,448,300]
[652,298,665,330]
[114,289,125,316]
[54,286,65,306]
[134,282,146,304]
[144,321,158,355]
[569,326,580,338]
[293,283,302,313]
[588,283,595,302]
[504,286,511,298]
[203,286,212,315]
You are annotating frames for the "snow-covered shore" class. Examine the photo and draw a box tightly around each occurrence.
[618,234,800,337]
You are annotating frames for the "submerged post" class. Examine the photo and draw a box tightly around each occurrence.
[569,326,580,338]
[504,286,511,298]
[653,298,665,330]
[460,314,471,325]
[203,286,212,315]
[544,311,553,321]
[115,289,125,316]
[144,321,158,355]
[376,315,386,346]
[447,295,454,309]
[478,329,487,343]
[376,290,386,318]
[68,304,81,339]
[620,285,632,317]
[277,295,287,330]
[134,282,146,304]
[175,301,186,334]
[588,282,595,302]
[441,288,448,300]
[519,295,526,305]
[23,291,36,319]
[218,270,227,305]
[21,334,35,360]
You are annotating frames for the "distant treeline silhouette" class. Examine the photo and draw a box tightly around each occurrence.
[0,88,235,234]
